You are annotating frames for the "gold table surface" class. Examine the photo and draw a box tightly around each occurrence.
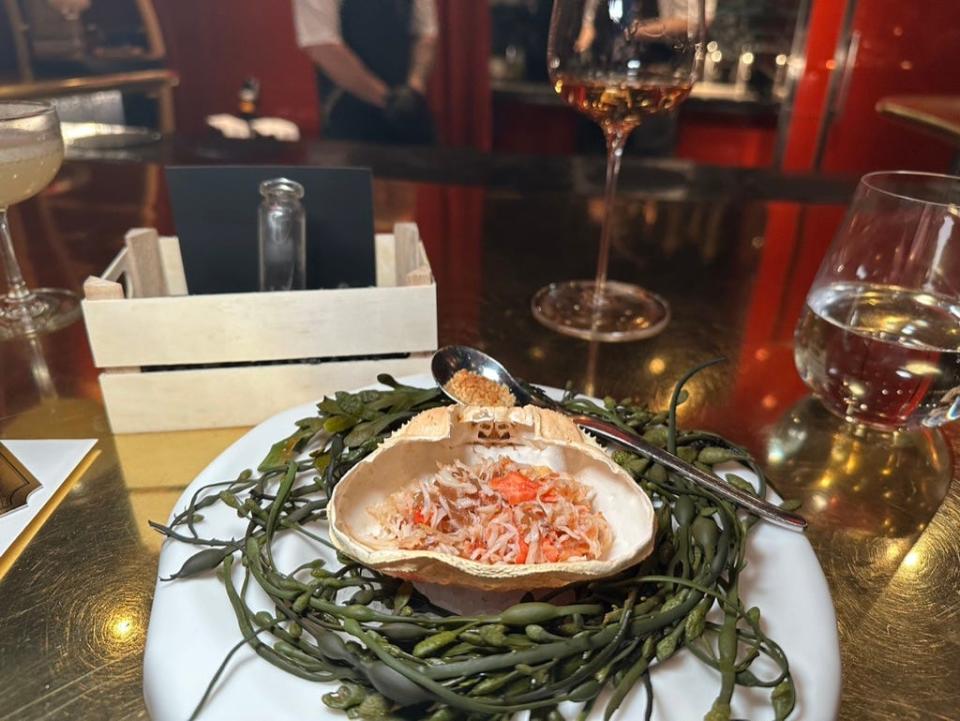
[0,148,957,721]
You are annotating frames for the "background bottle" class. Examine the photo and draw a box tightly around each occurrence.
[237,77,261,121]
[257,178,305,292]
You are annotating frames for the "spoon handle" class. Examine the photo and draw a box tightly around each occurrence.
[569,415,808,532]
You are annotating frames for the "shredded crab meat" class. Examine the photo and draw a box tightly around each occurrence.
[371,458,612,565]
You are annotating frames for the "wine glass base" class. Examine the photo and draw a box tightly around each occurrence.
[0,288,81,340]
[531,280,670,342]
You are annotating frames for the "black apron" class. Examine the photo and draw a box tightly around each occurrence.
[319,0,435,145]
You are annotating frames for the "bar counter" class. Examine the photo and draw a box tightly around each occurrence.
[0,139,956,721]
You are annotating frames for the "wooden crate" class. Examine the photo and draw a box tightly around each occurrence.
[82,224,437,433]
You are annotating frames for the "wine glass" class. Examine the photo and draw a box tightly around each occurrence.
[0,101,79,340]
[532,0,705,341]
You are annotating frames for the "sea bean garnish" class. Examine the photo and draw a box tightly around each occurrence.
[161,546,236,581]
[152,369,797,721]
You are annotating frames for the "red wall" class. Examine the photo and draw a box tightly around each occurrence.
[784,0,960,173]
[820,0,960,172]
[675,116,776,167]
[155,0,320,136]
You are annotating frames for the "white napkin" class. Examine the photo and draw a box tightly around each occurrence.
[0,439,97,576]
[206,114,301,142]
[206,113,253,139]
[250,117,301,141]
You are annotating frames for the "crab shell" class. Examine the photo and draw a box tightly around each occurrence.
[327,405,656,591]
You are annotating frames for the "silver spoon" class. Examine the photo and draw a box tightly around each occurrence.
[432,345,807,532]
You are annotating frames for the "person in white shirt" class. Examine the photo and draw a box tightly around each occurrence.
[291,0,438,144]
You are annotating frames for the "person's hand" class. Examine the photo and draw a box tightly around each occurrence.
[407,77,428,96]
[629,17,689,39]
[574,24,596,53]
[48,0,90,18]
[384,85,433,143]
[384,85,423,124]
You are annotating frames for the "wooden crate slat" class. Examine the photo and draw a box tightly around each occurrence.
[125,228,168,298]
[83,282,437,367]
[99,356,431,433]
[374,233,398,288]
[158,236,188,296]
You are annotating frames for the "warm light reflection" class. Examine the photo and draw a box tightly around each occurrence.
[843,452,860,475]
[761,394,778,410]
[643,201,657,225]
[846,380,866,397]
[903,360,939,376]
[109,613,138,642]
[902,548,922,569]
[648,357,666,375]
[766,397,952,537]
[884,540,908,563]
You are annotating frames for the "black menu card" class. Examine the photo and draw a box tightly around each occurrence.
[165,166,376,294]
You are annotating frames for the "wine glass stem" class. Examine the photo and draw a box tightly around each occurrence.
[594,128,629,306]
[0,209,34,306]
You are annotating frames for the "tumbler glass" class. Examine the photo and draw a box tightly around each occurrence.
[795,171,960,429]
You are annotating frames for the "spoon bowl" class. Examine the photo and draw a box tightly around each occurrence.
[431,345,534,405]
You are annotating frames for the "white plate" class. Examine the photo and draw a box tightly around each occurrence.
[143,376,841,721]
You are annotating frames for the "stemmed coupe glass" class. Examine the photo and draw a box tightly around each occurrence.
[0,101,78,340]
[532,0,706,341]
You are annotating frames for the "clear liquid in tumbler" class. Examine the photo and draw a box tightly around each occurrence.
[794,282,960,429]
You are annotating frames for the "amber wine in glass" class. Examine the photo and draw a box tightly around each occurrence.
[0,102,78,339]
[553,75,693,128]
[532,0,705,341]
